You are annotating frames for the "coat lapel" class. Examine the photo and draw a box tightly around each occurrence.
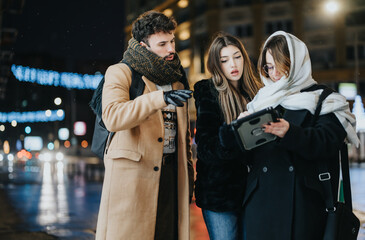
[141,76,165,130]
[172,81,186,142]
[142,76,157,93]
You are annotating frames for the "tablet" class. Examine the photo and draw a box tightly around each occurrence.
[231,107,281,150]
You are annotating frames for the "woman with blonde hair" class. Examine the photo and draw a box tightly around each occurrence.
[240,31,359,239]
[193,32,262,240]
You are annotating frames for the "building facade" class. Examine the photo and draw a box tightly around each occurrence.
[125,0,365,118]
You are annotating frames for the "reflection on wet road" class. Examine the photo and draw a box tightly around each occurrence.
[1,159,209,239]
[38,161,69,226]
[3,160,102,239]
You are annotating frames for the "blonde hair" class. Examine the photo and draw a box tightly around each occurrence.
[207,32,262,123]
[258,35,291,78]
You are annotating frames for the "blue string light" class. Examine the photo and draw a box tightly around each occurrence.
[0,109,65,123]
[4,65,96,124]
[11,64,103,90]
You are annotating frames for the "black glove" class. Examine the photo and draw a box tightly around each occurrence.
[219,122,239,149]
[163,90,192,107]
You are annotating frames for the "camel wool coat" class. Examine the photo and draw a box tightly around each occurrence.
[95,63,194,240]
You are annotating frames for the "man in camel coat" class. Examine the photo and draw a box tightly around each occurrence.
[95,10,194,240]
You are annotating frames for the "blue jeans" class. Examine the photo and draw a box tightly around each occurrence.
[202,209,243,240]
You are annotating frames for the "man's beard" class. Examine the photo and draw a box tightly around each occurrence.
[164,53,175,60]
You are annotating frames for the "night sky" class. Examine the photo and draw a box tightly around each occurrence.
[0,1,128,133]
[7,0,126,64]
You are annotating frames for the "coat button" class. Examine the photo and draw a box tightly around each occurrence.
[154,166,159,171]
[262,167,268,173]
[289,166,294,172]
[158,137,163,142]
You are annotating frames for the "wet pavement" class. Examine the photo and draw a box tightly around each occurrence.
[0,160,102,239]
[0,158,209,240]
[0,158,365,239]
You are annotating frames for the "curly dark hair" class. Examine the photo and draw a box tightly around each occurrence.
[131,11,177,44]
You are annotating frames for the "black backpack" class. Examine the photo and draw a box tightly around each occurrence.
[303,85,360,239]
[89,62,145,160]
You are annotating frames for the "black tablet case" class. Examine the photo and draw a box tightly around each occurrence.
[231,107,280,150]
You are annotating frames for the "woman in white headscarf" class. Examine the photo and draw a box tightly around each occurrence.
[240,31,359,240]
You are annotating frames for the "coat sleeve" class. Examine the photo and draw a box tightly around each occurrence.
[102,63,167,132]
[194,80,243,165]
[185,105,195,202]
[279,112,346,161]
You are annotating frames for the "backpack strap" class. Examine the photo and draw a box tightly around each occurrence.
[121,60,145,100]
[301,84,334,125]
[89,77,105,118]
[340,142,353,210]
[312,87,334,125]
[89,61,145,118]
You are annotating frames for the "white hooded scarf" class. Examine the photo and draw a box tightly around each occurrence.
[247,31,359,146]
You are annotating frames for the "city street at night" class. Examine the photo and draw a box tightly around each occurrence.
[1,0,365,240]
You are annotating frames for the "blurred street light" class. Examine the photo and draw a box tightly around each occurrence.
[58,128,69,140]
[74,121,86,136]
[45,109,52,117]
[324,1,340,14]
[163,8,173,17]
[81,140,88,148]
[54,97,62,105]
[43,152,52,162]
[7,153,14,161]
[47,142,55,150]
[177,0,188,8]
[4,140,10,154]
[11,120,17,127]
[57,109,64,117]
[16,139,22,151]
[25,126,31,134]
[55,152,64,161]
[179,30,190,41]
[64,140,71,148]
[54,139,60,150]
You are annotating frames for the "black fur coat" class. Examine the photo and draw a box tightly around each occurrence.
[193,79,248,212]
